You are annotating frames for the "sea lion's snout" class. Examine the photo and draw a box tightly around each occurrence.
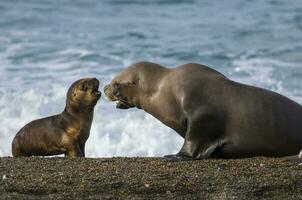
[90,78,101,97]
[103,83,131,109]
[103,84,115,101]
[92,78,99,89]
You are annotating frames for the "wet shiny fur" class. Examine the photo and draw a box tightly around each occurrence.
[105,62,302,160]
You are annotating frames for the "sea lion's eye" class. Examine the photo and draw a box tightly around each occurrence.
[113,82,121,88]
[81,83,88,91]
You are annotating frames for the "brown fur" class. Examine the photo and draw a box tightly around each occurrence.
[12,78,101,157]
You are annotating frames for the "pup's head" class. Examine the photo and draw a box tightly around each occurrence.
[67,78,101,109]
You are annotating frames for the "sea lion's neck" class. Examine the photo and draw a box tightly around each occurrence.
[59,105,94,135]
[63,102,94,122]
[138,67,169,111]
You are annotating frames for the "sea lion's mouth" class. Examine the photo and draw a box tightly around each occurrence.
[115,100,131,109]
[91,85,102,97]
[105,93,130,109]
[91,89,102,96]
[103,84,131,109]
[108,96,130,109]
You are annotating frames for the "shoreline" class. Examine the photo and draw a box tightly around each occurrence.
[0,157,301,199]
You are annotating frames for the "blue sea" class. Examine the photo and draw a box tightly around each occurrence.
[0,0,302,157]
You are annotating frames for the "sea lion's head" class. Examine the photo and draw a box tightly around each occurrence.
[67,78,101,109]
[103,62,165,109]
[103,66,140,109]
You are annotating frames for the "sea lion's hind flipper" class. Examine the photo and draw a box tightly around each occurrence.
[282,150,302,163]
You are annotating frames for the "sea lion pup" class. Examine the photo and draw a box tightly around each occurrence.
[104,61,302,160]
[12,78,101,157]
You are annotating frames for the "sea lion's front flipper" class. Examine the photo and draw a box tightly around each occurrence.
[164,141,220,161]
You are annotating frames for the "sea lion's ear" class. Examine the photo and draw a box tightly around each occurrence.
[132,77,139,85]
[127,78,139,86]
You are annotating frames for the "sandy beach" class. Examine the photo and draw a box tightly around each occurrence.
[0,157,301,199]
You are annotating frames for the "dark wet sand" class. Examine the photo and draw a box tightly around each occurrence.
[0,157,301,199]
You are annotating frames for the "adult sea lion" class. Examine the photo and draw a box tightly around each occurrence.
[104,61,302,160]
[12,78,101,157]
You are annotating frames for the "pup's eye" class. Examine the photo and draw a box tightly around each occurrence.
[81,83,88,91]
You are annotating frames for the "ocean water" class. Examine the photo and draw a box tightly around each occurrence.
[0,0,302,157]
